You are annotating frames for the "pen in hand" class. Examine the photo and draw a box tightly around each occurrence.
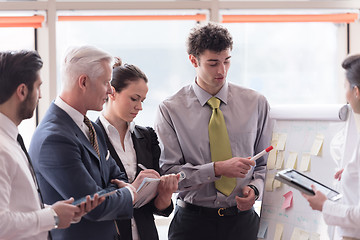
[137,163,148,171]
[250,146,273,162]
[137,163,186,182]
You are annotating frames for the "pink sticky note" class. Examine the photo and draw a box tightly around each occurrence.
[281,191,293,210]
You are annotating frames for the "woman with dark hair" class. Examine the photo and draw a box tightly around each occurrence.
[303,54,360,240]
[96,58,178,240]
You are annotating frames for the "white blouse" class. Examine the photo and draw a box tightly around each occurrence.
[99,114,140,240]
[322,113,360,238]
[99,115,137,182]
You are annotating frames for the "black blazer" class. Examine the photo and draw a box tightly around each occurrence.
[96,119,173,240]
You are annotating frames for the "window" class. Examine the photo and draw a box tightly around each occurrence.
[57,9,352,128]
[56,10,206,127]
[0,27,36,148]
[224,21,347,105]
[220,9,354,106]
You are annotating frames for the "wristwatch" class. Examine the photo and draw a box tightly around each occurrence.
[51,208,59,229]
[248,184,259,201]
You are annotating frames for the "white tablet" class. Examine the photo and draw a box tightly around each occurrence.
[275,169,342,201]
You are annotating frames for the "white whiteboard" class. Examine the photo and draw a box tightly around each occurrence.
[258,104,351,240]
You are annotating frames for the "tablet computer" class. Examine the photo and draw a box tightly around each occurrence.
[275,169,342,201]
[72,187,118,206]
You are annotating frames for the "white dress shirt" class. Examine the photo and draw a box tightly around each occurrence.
[99,115,140,240]
[322,112,360,238]
[54,97,89,140]
[0,112,55,240]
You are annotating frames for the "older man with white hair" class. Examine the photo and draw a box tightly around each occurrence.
[29,46,145,240]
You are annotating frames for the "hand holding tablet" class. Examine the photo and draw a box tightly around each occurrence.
[275,168,342,201]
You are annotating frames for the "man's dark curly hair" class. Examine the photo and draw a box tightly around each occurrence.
[186,22,233,59]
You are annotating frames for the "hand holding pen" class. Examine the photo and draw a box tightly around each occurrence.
[214,146,273,179]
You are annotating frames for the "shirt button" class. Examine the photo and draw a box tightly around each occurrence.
[217,201,220,204]
[208,177,211,180]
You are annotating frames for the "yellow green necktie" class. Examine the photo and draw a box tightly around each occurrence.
[207,97,236,196]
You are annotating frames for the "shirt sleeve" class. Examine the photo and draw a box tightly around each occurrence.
[0,151,54,239]
[0,208,55,239]
[322,200,360,229]
[125,186,134,202]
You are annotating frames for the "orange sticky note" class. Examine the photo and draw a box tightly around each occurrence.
[282,191,293,210]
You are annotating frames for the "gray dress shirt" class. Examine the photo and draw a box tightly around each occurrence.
[154,81,272,208]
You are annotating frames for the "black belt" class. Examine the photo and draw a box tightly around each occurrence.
[177,199,239,217]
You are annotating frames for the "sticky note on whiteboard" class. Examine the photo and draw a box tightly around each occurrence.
[272,132,280,141]
[275,151,284,169]
[299,153,311,172]
[276,133,287,151]
[310,134,324,156]
[274,223,284,240]
[273,179,282,189]
[282,191,293,210]
[285,152,298,169]
[267,147,277,170]
[310,232,320,240]
[271,138,278,149]
[290,227,310,240]
[265,174,275,192]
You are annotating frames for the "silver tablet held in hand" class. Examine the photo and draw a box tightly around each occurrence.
[275,168,342,201]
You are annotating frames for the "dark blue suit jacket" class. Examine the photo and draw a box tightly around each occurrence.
[96,119,173,240]
[29,103,133,240]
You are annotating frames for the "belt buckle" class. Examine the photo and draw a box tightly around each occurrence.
[218,207,225,217]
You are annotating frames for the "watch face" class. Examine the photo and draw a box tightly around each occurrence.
[51,209,59,228]
[54,215,59,228]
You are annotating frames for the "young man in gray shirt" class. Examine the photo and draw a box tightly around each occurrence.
[154,22,272,240]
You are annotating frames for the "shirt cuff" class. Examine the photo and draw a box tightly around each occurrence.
[71,217,81,224]
[125,186,134,202]
[37,207,57,231]
[210,162,221,180]
[248,184,259,200]
[323,199,347,218]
